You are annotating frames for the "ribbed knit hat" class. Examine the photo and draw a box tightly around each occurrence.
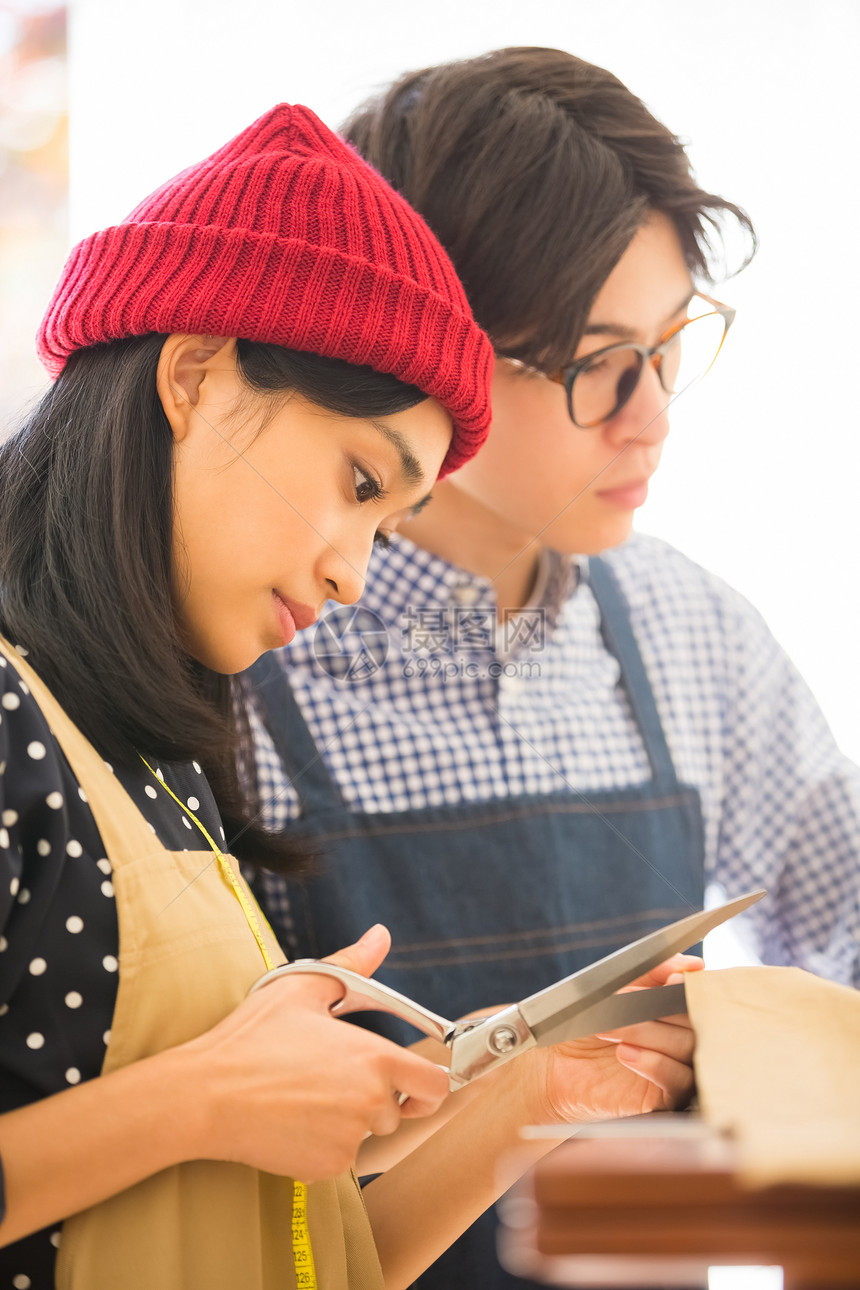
[37,104,492,476]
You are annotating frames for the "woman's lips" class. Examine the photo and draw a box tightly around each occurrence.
[595,478,651,509]
[272,591,317,646]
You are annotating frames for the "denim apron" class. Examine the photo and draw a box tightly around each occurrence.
[249,556,706,1289]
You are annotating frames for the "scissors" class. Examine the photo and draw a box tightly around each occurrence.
[249,889,765,1089]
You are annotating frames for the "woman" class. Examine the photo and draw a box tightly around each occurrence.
[248,50,860,1289]
[0,101,698,1290]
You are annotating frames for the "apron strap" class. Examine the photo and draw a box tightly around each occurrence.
[0,636,161,862]
[586,556,679,788]
[246,650,348,817]
[248,556,680,819]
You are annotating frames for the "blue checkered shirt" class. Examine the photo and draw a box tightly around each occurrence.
[250,532,860,987]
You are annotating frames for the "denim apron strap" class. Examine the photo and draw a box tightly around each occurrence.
[246,572,706,1290]
[587,556,677,789]
[247,650,348,819]
[250,559,680,822]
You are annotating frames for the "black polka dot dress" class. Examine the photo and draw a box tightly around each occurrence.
[0,650,229,1288]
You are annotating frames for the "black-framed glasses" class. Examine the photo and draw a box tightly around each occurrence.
[506,293,736,429]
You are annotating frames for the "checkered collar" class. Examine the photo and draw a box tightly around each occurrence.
[359,534,580,642]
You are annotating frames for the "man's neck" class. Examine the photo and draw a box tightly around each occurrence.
[400,480,543,616]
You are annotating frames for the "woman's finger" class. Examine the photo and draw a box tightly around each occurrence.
[322,922,391,977]
[630,953,703,989]
[366,1096,404,1139]
[390,1058,450,1119]
[615,1045,696,1105]
[595,1015,694,1063]
[278,923,393,1012]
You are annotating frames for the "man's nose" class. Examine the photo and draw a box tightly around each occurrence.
[604,360,672,447]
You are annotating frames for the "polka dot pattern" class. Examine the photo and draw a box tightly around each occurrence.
[0,657,229,1284]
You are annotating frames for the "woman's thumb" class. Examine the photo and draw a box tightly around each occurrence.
[322,923,391,980]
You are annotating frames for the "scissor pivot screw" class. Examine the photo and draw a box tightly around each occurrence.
[489,1026,519,1054]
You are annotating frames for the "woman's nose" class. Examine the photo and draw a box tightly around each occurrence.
[604,361,672,447]
[319,542,368,606]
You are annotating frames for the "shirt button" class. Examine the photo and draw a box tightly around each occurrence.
[453,584,480,606]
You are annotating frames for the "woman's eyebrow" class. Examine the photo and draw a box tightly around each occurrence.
[369,419,424,486]
[583,289,696,340]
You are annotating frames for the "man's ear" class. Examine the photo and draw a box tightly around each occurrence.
[156,334,238,441]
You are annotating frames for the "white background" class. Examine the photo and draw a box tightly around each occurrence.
[69,0,860,758]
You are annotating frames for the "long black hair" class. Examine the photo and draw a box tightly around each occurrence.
[0,334,425,871]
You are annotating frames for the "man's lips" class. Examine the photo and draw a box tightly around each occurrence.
[595,477,651,509]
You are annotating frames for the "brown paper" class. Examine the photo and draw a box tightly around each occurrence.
[686,965,860,1187]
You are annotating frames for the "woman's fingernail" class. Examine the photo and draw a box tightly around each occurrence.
[359,923,385,943]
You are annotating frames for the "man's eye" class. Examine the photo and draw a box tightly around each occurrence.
[353,464,385,504]
[580,357,609,378]
[373,531,392,549]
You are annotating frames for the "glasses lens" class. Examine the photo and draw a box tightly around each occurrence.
[569,348,644,428]
[657,309,728,399]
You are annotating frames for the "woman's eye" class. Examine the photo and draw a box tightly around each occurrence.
[373,531,392,549]
[353,464,385,504]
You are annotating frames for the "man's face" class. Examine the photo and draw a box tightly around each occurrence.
[449,212,695,555]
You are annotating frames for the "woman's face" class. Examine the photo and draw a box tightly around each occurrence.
[449,212,694,555]
[165,339,451,673]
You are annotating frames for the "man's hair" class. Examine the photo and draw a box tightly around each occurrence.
[344,46,756,372]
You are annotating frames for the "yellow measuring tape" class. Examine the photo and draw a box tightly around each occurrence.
[141,758,318,1289]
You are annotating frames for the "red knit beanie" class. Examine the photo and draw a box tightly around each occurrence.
[37,104,492,476]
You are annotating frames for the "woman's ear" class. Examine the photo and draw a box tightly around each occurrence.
[156,334,238,441]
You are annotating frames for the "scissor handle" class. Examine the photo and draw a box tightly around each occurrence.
[249,960,457,1044]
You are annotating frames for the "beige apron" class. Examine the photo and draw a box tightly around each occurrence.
[0,638,384,1290]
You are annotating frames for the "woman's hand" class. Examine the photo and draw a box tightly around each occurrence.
[180,924,450,1181]
[515,953,703,1125]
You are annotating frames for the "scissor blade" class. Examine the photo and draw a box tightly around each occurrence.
[532,981,687,1047]
[518,889,765,1046]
